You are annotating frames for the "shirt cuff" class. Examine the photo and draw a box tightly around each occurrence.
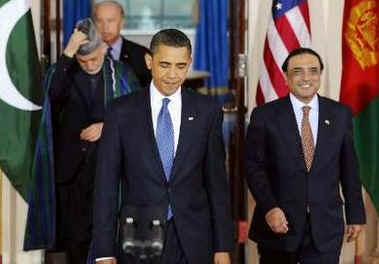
[95,257,116,262]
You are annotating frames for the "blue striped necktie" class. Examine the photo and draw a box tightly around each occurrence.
[156,98,174,219]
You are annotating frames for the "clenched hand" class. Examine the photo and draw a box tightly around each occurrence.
[80,122,104,142]
[265,207,289,234]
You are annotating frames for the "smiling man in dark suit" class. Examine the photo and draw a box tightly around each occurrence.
[93,28,234,264]
[245,48,366,264]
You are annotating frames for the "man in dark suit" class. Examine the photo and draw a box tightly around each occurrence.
[93,29,234,264]
[48,18,139,264]
[93,0,152,87]
[245,48,366,264]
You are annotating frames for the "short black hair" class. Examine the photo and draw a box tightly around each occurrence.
[282,47,324,73]
[150,29,192,55]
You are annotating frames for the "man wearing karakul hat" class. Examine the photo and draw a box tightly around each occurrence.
[46,18,140,264]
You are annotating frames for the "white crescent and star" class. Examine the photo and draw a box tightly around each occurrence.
[0,0,41,111]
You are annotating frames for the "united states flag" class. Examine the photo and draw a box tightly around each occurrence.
[256,0,311,105]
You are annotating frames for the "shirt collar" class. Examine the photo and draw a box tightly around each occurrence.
[110,37,123,57]
[289,93,319,113]
[150,82,181,105]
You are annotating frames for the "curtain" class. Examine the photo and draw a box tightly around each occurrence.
[63,0,92,46]
[194,0,232,104]
[2,171,44,264]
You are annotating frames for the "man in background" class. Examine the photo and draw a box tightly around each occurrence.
[93,0,152,87]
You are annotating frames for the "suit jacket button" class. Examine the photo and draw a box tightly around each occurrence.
[81,147,87,152]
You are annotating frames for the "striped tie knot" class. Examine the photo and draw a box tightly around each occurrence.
[162,97,170,108]
[302,105,311,115]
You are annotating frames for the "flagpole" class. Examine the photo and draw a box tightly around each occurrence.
[0,169,3,264]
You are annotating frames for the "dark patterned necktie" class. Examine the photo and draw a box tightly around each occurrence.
[156,98,174,219]
[301,106,314,171]
[107,46,114,60]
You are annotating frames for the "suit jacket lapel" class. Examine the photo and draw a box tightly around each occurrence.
[140,88,167,183]
[120,38,129,61]
[170,89,197,181]
[276,96,305,166]
[311,96,333,173]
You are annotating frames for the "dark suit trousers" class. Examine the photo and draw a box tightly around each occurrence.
[160,220,188,264]
[121,220,188,264]
[258,216,341,264]
[56,144,97,264]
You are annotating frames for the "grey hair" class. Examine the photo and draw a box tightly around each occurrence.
[75,18,104,55]
[92,0,125,19]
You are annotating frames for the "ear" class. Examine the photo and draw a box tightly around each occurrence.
[145,53,152,70]
[188,56,193,68]
[283,72,288,85]
[121,17,126,28]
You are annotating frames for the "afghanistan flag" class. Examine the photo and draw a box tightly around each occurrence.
[340,0,379,211]
[0,0,55,250]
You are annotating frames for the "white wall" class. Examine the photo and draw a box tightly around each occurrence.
[246,1,378,263]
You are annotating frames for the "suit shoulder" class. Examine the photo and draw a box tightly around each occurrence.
[107,90,144,113]
[319,95,339,106]
[319,95,353,115]
[122,37,151,55]
[183,88,214,101]
[251,96,288,116]
[183,88,221,111]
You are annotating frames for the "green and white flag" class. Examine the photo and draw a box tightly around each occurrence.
[0,0,42,199]
[1,0,56,251]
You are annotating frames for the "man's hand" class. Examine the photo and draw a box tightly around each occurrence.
[265,207,289,234]
[346,224,363,242]
[63,28,89,58]
[80,122,104,142]
[214,252,231,264]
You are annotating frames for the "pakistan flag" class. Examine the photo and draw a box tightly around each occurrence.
[0,0,55,250]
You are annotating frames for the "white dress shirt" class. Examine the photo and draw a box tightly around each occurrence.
[289,93,319,146]
[150,83,182,154]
